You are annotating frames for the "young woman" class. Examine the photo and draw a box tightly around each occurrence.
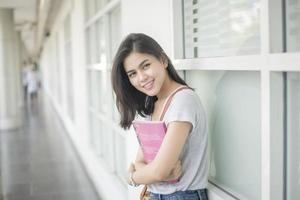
[111,33,209,200]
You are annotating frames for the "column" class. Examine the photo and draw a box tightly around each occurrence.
[0,9,21,130]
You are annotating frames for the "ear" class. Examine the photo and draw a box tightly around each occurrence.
[161,54,168,68]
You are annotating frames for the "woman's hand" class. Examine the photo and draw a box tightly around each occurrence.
[127,163,140,187]
[127,163,135,185]
[163,160,182,182]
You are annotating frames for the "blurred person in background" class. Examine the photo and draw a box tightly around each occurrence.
[21,60,30,103]
[27,62,40,103]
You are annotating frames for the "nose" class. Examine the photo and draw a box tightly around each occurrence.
[138,71,147,82]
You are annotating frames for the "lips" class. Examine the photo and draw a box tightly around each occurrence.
[143,80,154,90]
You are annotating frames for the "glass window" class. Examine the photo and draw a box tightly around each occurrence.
[97,19,107,65]
[101,122,114,169]
[99,71,110,114]
[85,0,97,21]
[89,113,102,156]
[270,72,284,200]
[65,42,74,120]
[185,70,261,199]
[114,132,127,184]
[87,71,93,107]
[85,27,91,65]
[183,0,260,58]
[87,71,101,111]
[286,0,300,51]
[86,25,99,65]
[286,72,300,200]
[109,6,122,61]
[64,14,74,120]
[55,34,62,104]
[96,0,109,11]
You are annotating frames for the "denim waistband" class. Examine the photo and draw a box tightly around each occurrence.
[150,188,208,200]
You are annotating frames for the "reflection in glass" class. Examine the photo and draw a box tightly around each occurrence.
[287,72,300,200]
[183,0,260,58]
[186,71,261,199]
[286,0,300,51]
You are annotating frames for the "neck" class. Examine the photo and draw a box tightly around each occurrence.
[156,77,182,101]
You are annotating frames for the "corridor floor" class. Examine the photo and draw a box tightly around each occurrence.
[0,97,101,200]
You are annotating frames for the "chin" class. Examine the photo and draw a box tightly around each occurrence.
[143,88,158,97]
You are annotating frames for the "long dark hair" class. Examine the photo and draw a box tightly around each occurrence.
[111,33,188,129]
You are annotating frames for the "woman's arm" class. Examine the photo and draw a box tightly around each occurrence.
[134,147,147,170]
[130,121,191,185]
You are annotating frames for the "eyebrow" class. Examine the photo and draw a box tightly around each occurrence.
[126,59,149,74]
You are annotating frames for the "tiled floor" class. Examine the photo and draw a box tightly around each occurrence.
[0,97,101,200]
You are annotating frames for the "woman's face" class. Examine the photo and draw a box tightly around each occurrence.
[123,52,168,96]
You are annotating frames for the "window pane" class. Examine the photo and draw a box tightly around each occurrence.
[87,71,93,107]
[90,25,97,64]
[64,15,71,41]
[286,0,300,52]
[96,0,109,11]
[87,71,101,111]
[85,0,96,21]
[89,113,102,156]
[270,72,284,200]
[65,43,74,120]
[110,6,121,61]
[96,0,105,11]
[183,0,260,58]
[85,28,91,65]
[102,123,114,169]
[114,132,127,184]
[287,72,300,200]
[55,34,62,104]
[97,19,106,64]
[185,71,261,199]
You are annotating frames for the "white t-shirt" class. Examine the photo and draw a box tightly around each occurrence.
[148,89,209,194]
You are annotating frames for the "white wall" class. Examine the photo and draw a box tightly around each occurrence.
[121,0,173,58]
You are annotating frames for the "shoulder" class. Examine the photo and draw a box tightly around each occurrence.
[168,88,205,117]
[171,89,200,106]
[164,88,203,130]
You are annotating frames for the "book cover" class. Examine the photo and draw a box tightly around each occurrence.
[132,120,167,163]
[132,120,177,183]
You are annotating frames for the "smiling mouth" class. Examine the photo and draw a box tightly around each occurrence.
[143,81,154,90]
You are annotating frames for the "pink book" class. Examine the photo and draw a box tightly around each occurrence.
[132,120,167,163]
[132,120,177,183]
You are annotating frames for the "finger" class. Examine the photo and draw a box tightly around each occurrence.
[175,167,182,179]
[173,165,181,177]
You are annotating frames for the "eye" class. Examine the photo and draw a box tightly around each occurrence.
[143,63,150,69]
[128,72,136,78]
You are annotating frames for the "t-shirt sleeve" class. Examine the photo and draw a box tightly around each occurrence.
[163,91,199,132]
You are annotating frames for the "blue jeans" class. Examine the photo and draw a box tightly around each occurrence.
[150,188,208,200]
